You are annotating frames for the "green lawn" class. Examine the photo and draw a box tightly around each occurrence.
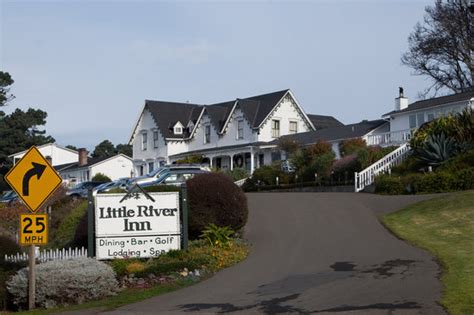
[383,190,474,315]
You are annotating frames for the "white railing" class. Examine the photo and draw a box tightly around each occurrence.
[355,143,411,192]
[234,177,249,187]
[366,129,415,146]
[4,247,87,263]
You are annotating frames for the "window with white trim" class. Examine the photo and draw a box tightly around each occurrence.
[141,132,148,151]
[153,130,159,148]
[204,125,211,144]
[174,126,183,135]
[271,120,280,138]
[237,120,244,139]
[409,115,416,129]
[289,121,298,134]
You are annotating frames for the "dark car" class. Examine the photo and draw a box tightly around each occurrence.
[93,178,129,195]
[66,181,104,198]
[127,164,210,188]
[138,169,209,188]
[0,190,19,204]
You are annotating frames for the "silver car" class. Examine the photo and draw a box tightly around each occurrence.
[127,164,210,188]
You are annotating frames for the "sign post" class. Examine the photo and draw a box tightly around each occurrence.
[4,146,63,310]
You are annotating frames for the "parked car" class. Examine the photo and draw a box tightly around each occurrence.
[138,169,209,188]
[93,178,129,195]
[66,181,104,198]
[0,190,19,204]
[281,160,296,173]
[127,164,210,188]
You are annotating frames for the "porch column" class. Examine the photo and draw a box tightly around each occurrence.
[230,155,234,171]
[250,149,255,174]
[209,157,213,168]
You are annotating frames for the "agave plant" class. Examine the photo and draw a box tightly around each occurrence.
[414,133,459,167]
[454,107,474,150]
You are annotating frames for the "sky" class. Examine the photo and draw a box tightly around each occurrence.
[0,0,434,150]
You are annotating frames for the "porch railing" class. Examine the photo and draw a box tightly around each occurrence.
[366,129,415,146]
[354,143,411,192]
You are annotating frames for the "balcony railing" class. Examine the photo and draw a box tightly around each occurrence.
[366,129,416,146]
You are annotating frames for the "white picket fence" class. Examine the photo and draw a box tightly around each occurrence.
[354,143,411,192]
[4,247,87,263]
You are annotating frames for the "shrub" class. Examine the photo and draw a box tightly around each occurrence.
[126,261,146,274]
[91,173,111,183]
[200,224,234,248]
[0,236,23,311]
[187,173,248,239]
[250,164,290,185]
[374,174,405,195]
[307,140,333,157]
[339,138,367,157]
[221,168,249,181]
[175,154,204,164]
[7,258,118,309]
[50,201,88,248]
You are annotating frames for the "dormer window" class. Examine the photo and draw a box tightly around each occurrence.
[173,121,184,135]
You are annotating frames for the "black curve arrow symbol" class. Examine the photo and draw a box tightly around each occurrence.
[22,162,47,196]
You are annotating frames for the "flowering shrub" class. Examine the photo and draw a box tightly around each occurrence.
[7,258,118,309]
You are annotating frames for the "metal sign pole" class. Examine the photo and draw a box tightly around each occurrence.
[87,188,94,258]
[181,184,189,251]
[28,244,36,310]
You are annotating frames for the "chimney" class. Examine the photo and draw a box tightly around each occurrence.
[78,148,88,166]
[395,86,409,111]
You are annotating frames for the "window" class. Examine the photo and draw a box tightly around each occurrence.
[271,120,280,138]
[417,113,425,126]
[237,120,244,139]
[427,113,435,122]
[289,121,298,134]
[409,115,416,129]
[148,162,154,173]
[174,127,183,134]
[153,131,159,148]
[204,125,211,144]
[141,132,148,151]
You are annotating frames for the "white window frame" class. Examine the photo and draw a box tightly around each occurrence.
[204,125,211,144]
[237,120,244,140]
[174,126,183,135]
[141,131,148,151]
[289,121,298,134]
[271,119,280,138]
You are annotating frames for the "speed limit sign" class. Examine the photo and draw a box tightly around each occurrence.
[19,214,48,246]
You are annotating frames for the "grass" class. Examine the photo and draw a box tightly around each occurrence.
[14,277,196,315]
[382,190,474,315]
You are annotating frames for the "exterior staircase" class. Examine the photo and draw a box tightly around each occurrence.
[354,143,411,192]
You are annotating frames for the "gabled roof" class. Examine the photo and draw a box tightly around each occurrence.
[274,119,387,145]
[8,143,78,158]
[131,89,313,142]
[383,88,474,117]
[144,101,203,139]
[55,154,132,172]
[307,114,344,130]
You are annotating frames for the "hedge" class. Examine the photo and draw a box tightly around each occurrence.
[374,167,474,195]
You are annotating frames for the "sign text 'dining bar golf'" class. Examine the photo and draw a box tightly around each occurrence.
[95,192,181,259]
[4,146,62,213]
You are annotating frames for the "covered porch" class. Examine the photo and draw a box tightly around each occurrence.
[169,144,281,174]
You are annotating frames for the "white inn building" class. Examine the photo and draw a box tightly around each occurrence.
[128,89,343,176]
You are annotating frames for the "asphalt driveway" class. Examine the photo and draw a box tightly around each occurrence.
[100,192,445,314]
